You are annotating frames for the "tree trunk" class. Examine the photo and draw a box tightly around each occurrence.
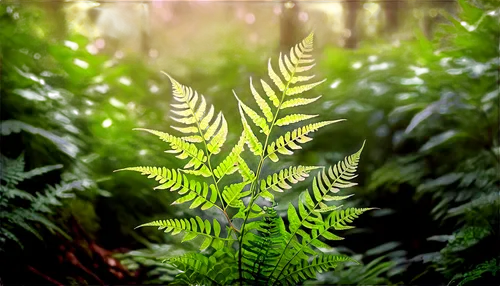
[344,0,362,49]
[280,1,303,52]
[381,0,400,37]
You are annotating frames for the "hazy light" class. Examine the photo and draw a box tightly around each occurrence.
[284,1,295,9]
[369,62,391,71]
[96,38,106,49]
[94,84,109,94]
[401,77,424,85]
[413,9,425,19]
[245,13,255,25]
[273,5,282,15]
[109,97,125,108]
[64,40,79,51]
[152,0,163,8]
[87,45,99,55]
[248,33,259,43]
[236,8,245,19]
[161,9,173,22]
[298,12,308,22]
[368,55,378,62]
[149,49,159,58]
[149,84,159,93]
[127,102,136,110]
[74,59,89,69]
[119,76,132,86]
[343,29,351,38]
[102,119,113,128]
[352,62,363,69]
[330,79,341,89]
[115,51,124,59]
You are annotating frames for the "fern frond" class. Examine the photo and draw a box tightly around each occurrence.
[33,180,90,213]
[115,167,217,210]
[169,250,239,285]
[237,157,256,182]
[326,208,375,231]
[279,255,357,285]
[270,142,368,280]
[163,73,228,155]
[235,92,270,135]
[213,133,246,180]
[266,120,345,162]
[168,253,222,285]
[134,128,211,176]
[280,96,322,109]
[138,217,230,250]
[23,164,63,180]
[265,32,325,99]
[223,182,250,209]
[0,120,78,157]
[241,207,289,283]
[250,77,273,122]
[275,114,318,127]
[260,79,280,107]
[238,103,263,156]
[259,166,321,197]
[0,154,26,185]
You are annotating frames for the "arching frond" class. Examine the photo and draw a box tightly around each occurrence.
[237,157,255,182]
[238,104,263,156]
[213,133,246,180]
[269,142,369,280]
[115,167,217,210]
[275,114,318,127]
[222,182,250,210]
[259,166,321,198]
[266,120,345,162]
[163,73,228,155]
[235,92,270,135]
[134,128,211,177]
[280,96,322,109]
[279,255,357,285]
[138,217,229,250]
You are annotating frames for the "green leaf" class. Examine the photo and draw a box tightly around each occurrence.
[419,130,467,152]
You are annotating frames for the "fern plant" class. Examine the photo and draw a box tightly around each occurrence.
[116,33,376,285]
[0,153,90,250]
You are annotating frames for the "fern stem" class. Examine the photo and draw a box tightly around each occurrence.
[238,51,304,285]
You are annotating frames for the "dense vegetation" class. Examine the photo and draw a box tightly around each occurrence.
[0,0,498,285]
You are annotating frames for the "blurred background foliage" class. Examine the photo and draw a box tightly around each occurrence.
[0,0,498,285]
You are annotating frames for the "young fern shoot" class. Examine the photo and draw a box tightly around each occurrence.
[115,32,377,285]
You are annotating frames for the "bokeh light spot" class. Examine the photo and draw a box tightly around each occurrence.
[87,45,99,55]
[343,29,352,38]
[273,6,282,15]
[120,77,131,85]
[149,49,158,58]
[75,60,89,69]
[298,12,308,22]
[102,119,113,128]
[96,38,105,49]
[115,51,124,59]
[245,13,255,25]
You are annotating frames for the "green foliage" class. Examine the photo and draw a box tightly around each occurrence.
[451,258,499,286]
[392,2,499,284]
[117,33,376,285]
[0,153,90,250]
